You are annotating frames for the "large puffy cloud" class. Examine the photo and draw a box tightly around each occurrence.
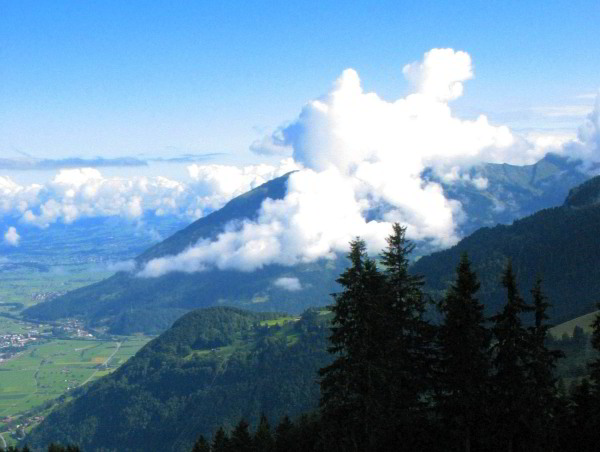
[141,49,547,277]
[139,168,392,277]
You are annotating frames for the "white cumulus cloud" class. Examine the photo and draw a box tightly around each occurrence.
[140,48,549,278]
[4,227,20,246]
[402,48,473,102]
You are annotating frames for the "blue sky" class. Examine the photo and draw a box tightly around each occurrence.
[1,0,599,161]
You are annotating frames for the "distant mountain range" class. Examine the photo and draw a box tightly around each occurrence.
[24,307,331,451]
[22,154,594,334]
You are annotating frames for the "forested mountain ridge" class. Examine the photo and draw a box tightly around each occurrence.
[564,174,600,207]
[24,307,331,451]
[413,175,600,323]
[22,155,589,334]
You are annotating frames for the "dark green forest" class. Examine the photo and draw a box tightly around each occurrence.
[413,184,600,323]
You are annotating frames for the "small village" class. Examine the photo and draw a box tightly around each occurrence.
[0,319,95,362]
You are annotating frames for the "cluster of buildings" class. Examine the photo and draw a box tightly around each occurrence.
[51,319,94,338]
[30,291,65,303]
[0,331,38,360]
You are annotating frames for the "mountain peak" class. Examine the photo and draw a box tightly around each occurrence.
[564,175,600,208]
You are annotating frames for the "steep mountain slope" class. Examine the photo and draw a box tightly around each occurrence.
[413,175,600,323]
[24,307,331,451]
[23,156,588,334]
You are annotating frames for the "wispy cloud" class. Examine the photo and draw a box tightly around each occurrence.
[575,93,599,100]
[148,153,228,163]
[531,105,594,119]
[0,153,226,170]
[0,157,147,170]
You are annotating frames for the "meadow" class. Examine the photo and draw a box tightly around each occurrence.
[0,336,150,425]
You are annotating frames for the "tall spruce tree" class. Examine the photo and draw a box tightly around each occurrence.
[319,237,387,451]
[379,223,433,446]
[230,419,253,452]
[191,435,210,452]
[490,262,532,452]
[254,413,274,452]
[211,427,230,452]
[525,278,563,450]
[274,416,295,452]
[568,305,600,450]
[588,304,600,388]
[436,253,491,452]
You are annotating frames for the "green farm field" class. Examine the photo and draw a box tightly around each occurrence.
[0,262,114,309]
[0,336,150,425]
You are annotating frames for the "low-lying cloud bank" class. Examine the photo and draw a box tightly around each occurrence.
[0,160,298,228]
[138,49,600,278]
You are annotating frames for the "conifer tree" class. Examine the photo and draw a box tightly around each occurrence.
[254,413,274,452]
[569,305,600,450]
[436,253,490,452]
[274,416,295,452]
[379,223,433,446]
[565,378,599,452]
[211,426,230,452]
[191,435,210,452]
[318,237,387,451]
[490,262,532,452]
[588,304,600,388]
[230,419,253,452]
[525,278,563,450]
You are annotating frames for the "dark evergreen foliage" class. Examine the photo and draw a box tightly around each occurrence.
[191,435,210,452]
[253,413,274,452]
[524,278,564,450]
[436,253,491,452]
[489,262,533,451]
[274,416,295,452]
[211,427,230,452]
[412,199,600,324]
[230,419,253,452]
[319,237,388,451]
